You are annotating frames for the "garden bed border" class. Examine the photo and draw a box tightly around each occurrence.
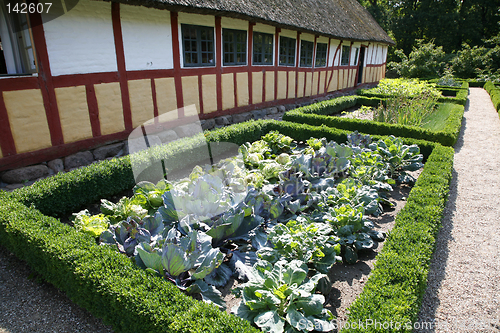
[484,81,500,112]
[282,95,464,146]
[356,81,468,106]
[0,119,452,332]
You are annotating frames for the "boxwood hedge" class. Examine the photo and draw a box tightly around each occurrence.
[357,87,468,106]
[484,81,500,112]
[283,96,464,146]
[0,119,452,333]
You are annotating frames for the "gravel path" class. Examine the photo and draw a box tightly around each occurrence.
[417,88,500,332]
[0,246,114,333]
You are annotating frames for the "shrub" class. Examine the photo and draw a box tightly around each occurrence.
[0,120,443,333]
[388,40,448,79]
[450,43,491,79]
[364,78,441,99]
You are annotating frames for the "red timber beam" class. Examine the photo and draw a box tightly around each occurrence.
[111,2,133,131]
[29,10,64,146]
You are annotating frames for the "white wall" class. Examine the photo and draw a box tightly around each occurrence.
[42,0,117,76]
[328,40,340,67]
[350,42,361,66]
[381,45,388,64]
[120,5,173,71]
[366,44,375,65]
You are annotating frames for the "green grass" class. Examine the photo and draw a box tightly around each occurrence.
[421,103,453,131]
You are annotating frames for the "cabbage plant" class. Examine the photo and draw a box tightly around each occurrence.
[135,228,226,308]
[99,213,164,255]
[322,205,384,264]
[132,180,171,211]
[72,210,110,237]
[369,136,423,183]
[256,218,341,274]
[100,197,148,223]
[320,179,382,216]
[232,260,335,333]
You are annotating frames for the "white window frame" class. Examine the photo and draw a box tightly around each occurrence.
[0,1,37,75]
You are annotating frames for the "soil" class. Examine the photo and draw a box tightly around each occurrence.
[333,105,374,121]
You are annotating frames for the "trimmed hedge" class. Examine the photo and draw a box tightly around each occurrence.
[357,88,467,106]
[484,81,500,112]
[436,87,468,105]
[283,96,464,146]
[1,119,448,333]
[343,144,454,332]
[468,80,486,88]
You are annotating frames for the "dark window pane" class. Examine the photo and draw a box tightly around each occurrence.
[223,29,247,65]
[253,32,273,65]
[341,45,350,66]
[300,40,313,67]
[279,36,296,66]
[182,24,215,67]
[315,43,327,67]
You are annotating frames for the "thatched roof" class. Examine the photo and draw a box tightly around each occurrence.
[109,0,395,45]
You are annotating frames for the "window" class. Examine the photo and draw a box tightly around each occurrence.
[340,45,350,66]
[279,36,295,66]
[253,32,273,65]
[299,40,313,67]
[315,43,327,67]
[0,5,37,75]
[223,29,246,66]
[353,47,359,66]
[181,24,215,67]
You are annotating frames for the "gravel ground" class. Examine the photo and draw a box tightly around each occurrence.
[416,88,500,332]
[0,246,114,333]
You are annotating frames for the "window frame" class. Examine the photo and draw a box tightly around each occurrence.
[299,40,314,68]
[314,42,328,68]
[279,36,296,67]
[340,45,350,66]
[252,31,273,66]
[222,28,247,66]
[0,6,38,76]
[181,24,215,68]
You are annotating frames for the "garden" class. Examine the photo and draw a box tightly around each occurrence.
[0,76,469,332]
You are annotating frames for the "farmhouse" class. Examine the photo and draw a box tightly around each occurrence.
[0,0,393,171]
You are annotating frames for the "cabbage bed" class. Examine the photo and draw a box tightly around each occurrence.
[72,131,423,333]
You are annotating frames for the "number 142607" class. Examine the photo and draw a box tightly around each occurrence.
[6,2,52,14]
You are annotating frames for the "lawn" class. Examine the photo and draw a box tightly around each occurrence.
[421,103,454,131]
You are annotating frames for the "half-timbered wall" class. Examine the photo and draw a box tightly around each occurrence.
[0,0,388,170]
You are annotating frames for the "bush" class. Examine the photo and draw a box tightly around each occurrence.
[450,43,492,79]
[388,40,448,79]
[364,78,442,98]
